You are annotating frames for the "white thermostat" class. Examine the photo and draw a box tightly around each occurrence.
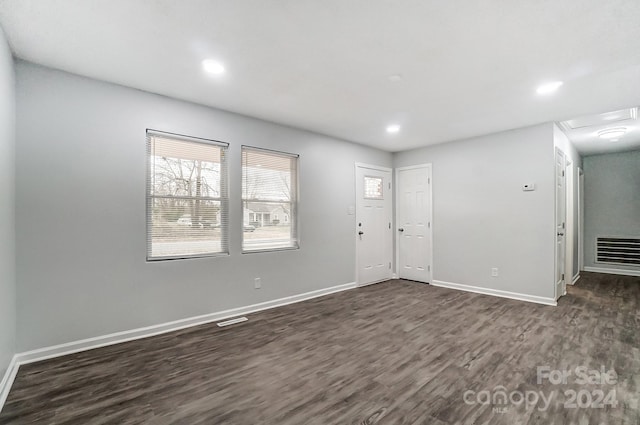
[522,183,536,192]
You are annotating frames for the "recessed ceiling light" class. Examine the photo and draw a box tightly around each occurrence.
[598,127,627,141]
[202,59,225,75]
[388,74,403,83]
[536,81,563,95]
[386,124,401,134]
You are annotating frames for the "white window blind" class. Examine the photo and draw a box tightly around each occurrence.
[242,146,299,252]
[147,130,228,260]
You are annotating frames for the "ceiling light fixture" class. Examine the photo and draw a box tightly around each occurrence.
[386,124,401,134]
[597,127,627,141]
[536,81,563,95]
[202,59,225,75]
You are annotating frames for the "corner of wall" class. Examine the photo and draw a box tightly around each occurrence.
[0,22,17,390]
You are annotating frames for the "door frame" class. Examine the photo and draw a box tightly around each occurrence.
[578,167,584,273]
[394,163,433,283]
[554,148,567,300]
[354,162,394,286]
[565,159,574,288]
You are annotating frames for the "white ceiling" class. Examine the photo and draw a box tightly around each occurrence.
[1,0,640,152]
[559,107,640,156]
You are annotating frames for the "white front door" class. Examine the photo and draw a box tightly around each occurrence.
[355,164,392,286]
[555,148,567,299]
[397,165,432,283]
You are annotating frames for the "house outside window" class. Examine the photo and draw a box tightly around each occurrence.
[242,146,299,252]
[146,130,228,260]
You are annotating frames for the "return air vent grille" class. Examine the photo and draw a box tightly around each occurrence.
[596,237,640,266]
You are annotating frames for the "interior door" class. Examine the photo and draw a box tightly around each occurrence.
[555,149,567,299]
[356,164,392,286]
[578,169,584,272]
[397,165,432,283]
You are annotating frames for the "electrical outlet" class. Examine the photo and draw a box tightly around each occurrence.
[254,277,261,289]
[491,268,499,277]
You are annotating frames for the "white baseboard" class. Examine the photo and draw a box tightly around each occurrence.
[0,355,19,414]
[583,267,640,277]
[431,280,557,306]
[571,274,580,285]
[1,281,356,412]
[16,281,357,366]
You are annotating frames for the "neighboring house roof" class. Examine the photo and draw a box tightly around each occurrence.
[245,202,289,215]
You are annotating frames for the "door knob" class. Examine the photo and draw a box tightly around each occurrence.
[398,228,404,232]
[557,232,564,236]
[358,231,364,235]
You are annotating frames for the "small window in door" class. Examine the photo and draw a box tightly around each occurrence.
[364,176,383,199]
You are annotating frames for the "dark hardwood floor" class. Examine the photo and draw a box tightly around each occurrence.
[1,272,639,424]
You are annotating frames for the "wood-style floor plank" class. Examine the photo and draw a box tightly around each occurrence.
[1,272,639,424]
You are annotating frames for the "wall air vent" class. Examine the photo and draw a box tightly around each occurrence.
[595,237,640,266]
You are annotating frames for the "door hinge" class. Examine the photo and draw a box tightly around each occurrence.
[389,222,391,229]
[562,170,565,177]
[428,265,431,272]
[389,262,391,269]
[428,177,430,184]
[562,222,565,229]
[561,273,565,280]
[388,182,391,190]
[428,222,431,228]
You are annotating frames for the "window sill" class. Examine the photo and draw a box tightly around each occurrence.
[147,252,230,262]
[242,245,299,254]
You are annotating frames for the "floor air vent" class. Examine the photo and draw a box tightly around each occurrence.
[217,317,248,327]
[596,237,640,266]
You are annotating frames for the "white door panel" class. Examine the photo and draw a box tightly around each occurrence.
[397,165,432,283]
[555,149,566,299]
[356,165,392,285]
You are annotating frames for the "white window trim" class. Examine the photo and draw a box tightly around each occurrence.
[146,129,229,261]
[241,145,300,254]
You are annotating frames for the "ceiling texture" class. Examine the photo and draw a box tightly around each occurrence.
[1,0,640,152]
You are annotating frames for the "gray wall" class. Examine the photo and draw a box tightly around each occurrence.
[583,150,640,273]
[0,26,16,376]
[15,62,392,351]
[394,124,556,300]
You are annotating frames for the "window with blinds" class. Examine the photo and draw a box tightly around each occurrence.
[147,130,228,260]
[242,146,299,252]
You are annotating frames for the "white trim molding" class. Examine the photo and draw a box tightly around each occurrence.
[0,355,19,413]
[0,281,357,413]
[354,162,393,172]
[16,281,357,365]
[571,274,580,285]
[431,280,557,306]
[583,267,640,277]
